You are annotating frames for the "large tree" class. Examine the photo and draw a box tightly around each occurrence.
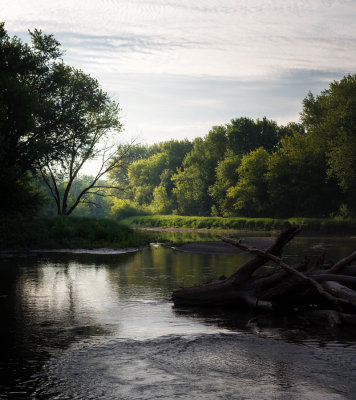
[39,64,123,216]
[266,131,341,217]
[0,23,124,216]
[172,127,227,215]
[208,150,241,216]
[227,147,271,217]
[300,74,356,214]
[0,23,62,215]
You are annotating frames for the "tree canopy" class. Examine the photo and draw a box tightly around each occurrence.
[301,74,356,214]
[0,23,122,216]
[1,23,355,221]
[0,23,62,215]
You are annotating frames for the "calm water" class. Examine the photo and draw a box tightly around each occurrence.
[1,236,356,399]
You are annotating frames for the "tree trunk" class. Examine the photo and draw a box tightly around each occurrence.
[171,227,356,327]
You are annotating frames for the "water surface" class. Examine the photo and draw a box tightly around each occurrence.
[1,236,356,399]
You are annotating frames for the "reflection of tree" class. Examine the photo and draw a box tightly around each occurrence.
[2,239,356,397]
[0,257,117,396]
[103,246,251,299]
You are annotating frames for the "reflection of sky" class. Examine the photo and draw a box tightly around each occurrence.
[19,255,233,340]
[21,263,118,325]
[3,0,356,152]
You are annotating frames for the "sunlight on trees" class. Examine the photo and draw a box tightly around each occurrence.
[1,20,355,220]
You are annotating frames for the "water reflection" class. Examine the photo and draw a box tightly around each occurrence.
[0,236,356,399]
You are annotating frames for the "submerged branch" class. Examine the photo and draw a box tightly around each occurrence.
[172,227,356,327]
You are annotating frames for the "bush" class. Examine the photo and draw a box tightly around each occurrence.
[0,216,150,250]
[110,199,148,221]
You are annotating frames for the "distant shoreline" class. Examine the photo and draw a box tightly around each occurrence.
[121,215,356,236]
[135,226,274,235]
[171,238,273,254]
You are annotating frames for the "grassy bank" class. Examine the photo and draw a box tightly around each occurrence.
[0,216,150,250]
[120,215,356,235]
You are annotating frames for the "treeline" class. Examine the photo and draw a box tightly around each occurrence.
[107,71,356,220]
[42,74,356,220]
[1,23,356,221]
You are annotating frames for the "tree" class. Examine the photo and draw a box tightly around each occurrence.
[172,128,228,215]
[172,164,209,215]
[172,227,356,329]
[208,150,241,216]
[227,147,271,217]
[150,186,174,214]
[0,23,62,215]
[38,63,125,216]
[128,152,169,205]
[39,175,114,218]
[0,24,124,217]
[226,117,281,155]
[39,63,123,216]
[120,140,192,212]
[266,131,341,217]
[300,74,356,214]
[108,144,150,192]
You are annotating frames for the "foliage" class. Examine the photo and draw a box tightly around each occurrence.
[0,217,149,249]
[208,151,241,216]
[108,143,151,192]
[266,131,341,217]
[128,152,169,205]
[226,117,281,154]
[0,23,62,215]
[172,129,227,215]
[301,74,356,213]
[124,139,192,211]
[120,215,356,235]
[150,186,175,214]
[1,25,354,224]
[109,198,148,221]
[0,23,125,217]
[39,63,122,216]
[227,148,271,216]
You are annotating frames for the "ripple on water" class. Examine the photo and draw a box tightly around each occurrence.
[32,332,356,400]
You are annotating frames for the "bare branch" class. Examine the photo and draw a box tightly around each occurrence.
[326,252,356,274]
[224,238,356,310]
[80,200,102,207]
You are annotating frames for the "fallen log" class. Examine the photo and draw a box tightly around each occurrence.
[171,227,356,327]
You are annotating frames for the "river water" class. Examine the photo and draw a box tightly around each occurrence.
[1,235,356,399]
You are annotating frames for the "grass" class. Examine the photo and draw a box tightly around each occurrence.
[0,216,150,250]
[120,215,356,235]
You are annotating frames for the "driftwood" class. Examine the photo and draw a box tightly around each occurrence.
[171,227,356,327]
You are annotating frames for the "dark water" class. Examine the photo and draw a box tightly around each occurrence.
[1,236,356,399]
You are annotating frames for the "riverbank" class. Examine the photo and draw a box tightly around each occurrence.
[0,216,150,250]
[121,215,356,235]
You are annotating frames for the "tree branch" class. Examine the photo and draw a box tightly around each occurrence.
[223,237,356,310]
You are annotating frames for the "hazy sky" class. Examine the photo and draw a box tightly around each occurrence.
[3,0,356,145]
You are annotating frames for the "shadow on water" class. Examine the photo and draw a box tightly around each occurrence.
[1,234,356,399]
[0,255,119,399]
[173,304,356,345]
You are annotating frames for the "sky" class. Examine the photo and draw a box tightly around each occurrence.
[2,0,356,146]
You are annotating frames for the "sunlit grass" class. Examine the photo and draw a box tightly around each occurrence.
[120,215,356,235]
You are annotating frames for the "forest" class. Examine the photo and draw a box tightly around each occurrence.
[1,23,356,222]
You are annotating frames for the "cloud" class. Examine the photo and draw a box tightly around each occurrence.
[5,0,356,80]
[2,0,355,145]
[109,69,348,145]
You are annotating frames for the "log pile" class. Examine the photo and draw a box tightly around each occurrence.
[171,227,356,327]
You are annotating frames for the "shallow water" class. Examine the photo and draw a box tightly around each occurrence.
[1,236,356,399]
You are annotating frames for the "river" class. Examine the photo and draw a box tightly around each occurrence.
[1,235,356,399]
